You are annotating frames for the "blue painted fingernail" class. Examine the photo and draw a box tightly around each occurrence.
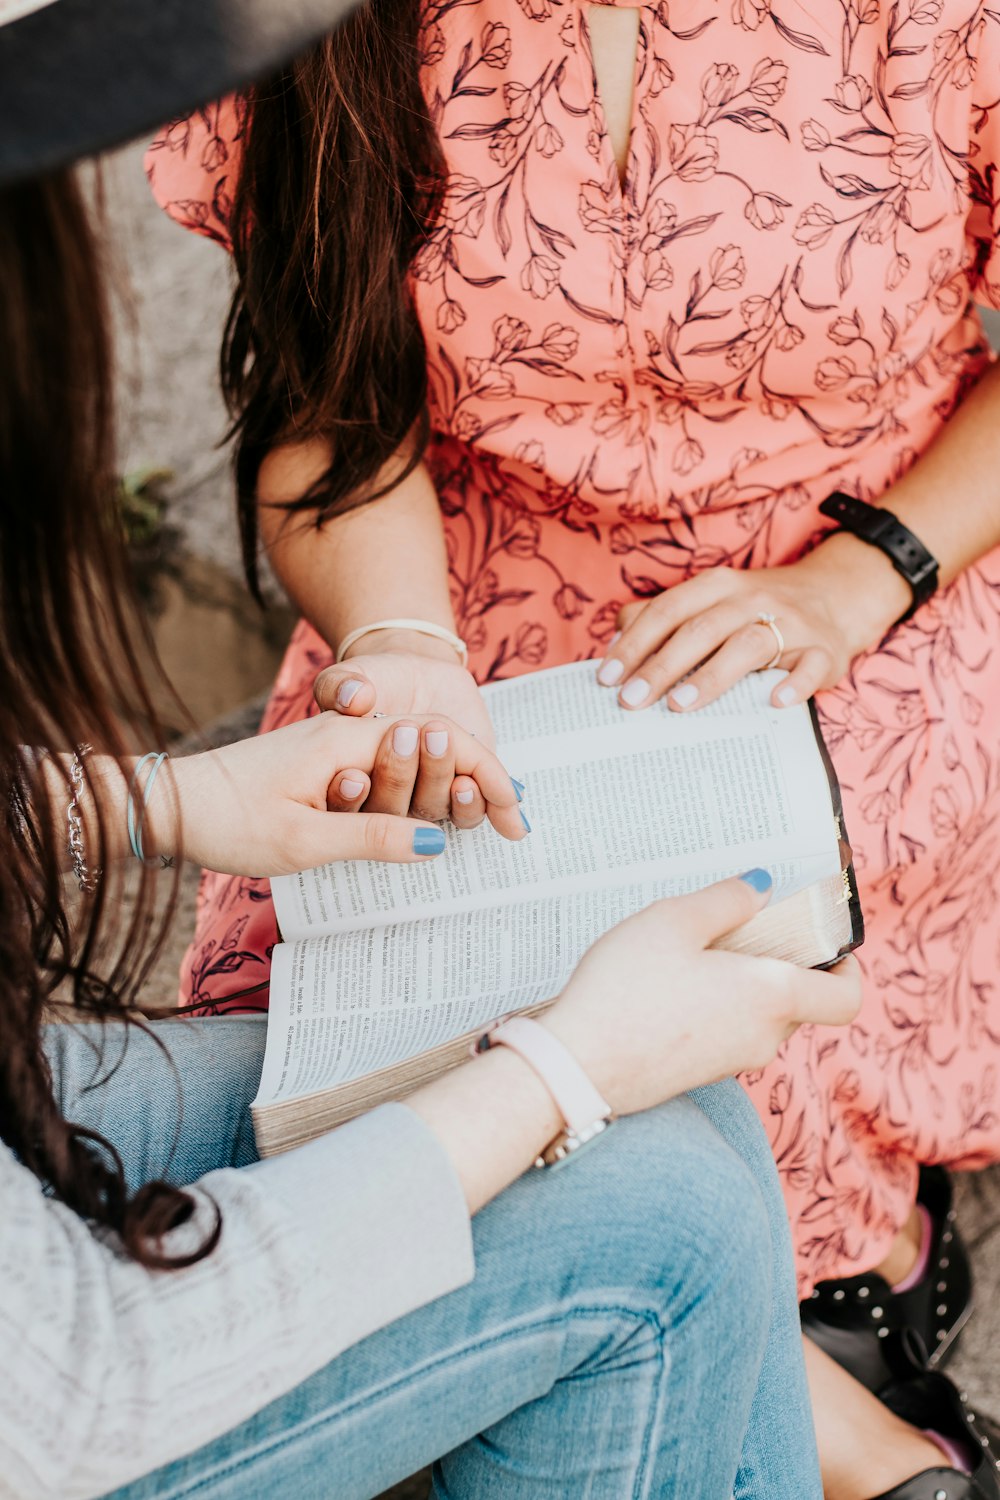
[739,868,772,893]
[413,827,446,856]
[520,810,531,833]
[511,778,525,801]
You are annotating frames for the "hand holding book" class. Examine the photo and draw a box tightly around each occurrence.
[542,874,862,1118]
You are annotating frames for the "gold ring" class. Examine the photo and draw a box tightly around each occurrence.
[755,612,784,670]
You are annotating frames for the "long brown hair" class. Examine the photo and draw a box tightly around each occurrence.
[0,169,215,1268]
[222,1,445,597]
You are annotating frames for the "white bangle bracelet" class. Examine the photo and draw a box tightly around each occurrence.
[335,618,469,668]
[474,1015,615,1170]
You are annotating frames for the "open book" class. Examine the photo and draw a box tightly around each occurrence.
[252,663,863,1156]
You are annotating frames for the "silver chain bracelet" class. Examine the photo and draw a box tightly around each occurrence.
[67,744,101,894]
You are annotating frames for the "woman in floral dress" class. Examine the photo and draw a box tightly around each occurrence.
[150,0,1000,1461]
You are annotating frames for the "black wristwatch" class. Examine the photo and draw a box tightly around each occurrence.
[818,492,939,622]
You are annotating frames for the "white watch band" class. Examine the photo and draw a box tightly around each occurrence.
[336,618,469,668]
[476,1015,614,1169]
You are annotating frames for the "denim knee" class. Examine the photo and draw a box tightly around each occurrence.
[475,1092,774,1341]
[599,1100,773,1321]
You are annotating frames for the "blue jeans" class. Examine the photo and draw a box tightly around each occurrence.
[44,1021,820,1500]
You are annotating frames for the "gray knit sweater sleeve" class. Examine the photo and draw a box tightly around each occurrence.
[0,1103,473,1500]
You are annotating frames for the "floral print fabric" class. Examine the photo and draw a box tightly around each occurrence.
[148,0,1000,1294]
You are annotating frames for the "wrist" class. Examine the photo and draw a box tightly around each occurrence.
[342,627,462,664]
[805,529,914,649]
[407,1044,563,1212]
[139,752,187,862]
[537,1005,623,1115]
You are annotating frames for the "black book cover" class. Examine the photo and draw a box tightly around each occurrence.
[807,698,865,968]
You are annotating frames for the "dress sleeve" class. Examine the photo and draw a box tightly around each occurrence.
[0,1103,473,1500]
[968,8,1000,308]
[144,95,247,251]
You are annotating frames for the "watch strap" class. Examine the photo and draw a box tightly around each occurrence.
[476,1016,613,1138]
[818,492,938,621]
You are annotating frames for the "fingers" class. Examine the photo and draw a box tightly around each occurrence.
[663,618,784,712]
[597,573,732,698]
[326,768,372,811]
[284,806,448,869]
[614,601,644,633]
[313,665,378,717]
[450,775,486,829]
[339,718,525,841]
[411,723,457,821]
[661,869,774,946]
[364,722,422,815]
[615,602,753,711]
[770,649,831,709]
[446,724,525,842]
[782,953,863,1027]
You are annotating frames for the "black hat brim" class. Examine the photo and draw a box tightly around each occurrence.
[0,0,360,186]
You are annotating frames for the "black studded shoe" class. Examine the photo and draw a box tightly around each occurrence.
[865,1342,1000,1500]
[801,1167,973,1393]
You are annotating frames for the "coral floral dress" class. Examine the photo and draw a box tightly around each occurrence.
[149,0,1000,1294]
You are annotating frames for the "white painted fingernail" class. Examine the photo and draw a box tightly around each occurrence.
[620,677,650,708]
[609,631,621,646]
[455,789,475,805]
[340,778,366,799]
[776,683,797,707]
[598,658,624,686]
[336,679,364,709]
[393,725,419,756]
[426,730,449,757]
[671,682,699,709]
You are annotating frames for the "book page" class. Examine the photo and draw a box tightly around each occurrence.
[271,665,840,941]
[255,855,814,1106]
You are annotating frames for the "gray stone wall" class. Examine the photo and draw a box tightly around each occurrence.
[104,140,240,579]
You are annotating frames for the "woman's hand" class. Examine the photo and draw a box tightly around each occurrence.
[313,635,496,746]
[152,714,524,877]
[313,636,501,828]
[597,532,912,713]
[543,872,862,1115]
[323,714,525,833]
[407,871,859,1214]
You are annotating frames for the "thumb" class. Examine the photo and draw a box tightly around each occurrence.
[313,664,378,717]
[666,869,773,946]
[284,806,447,868]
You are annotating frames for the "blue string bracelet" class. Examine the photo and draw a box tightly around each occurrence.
[127,751,170,865]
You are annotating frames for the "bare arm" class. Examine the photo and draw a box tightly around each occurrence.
[259,440,459,664]
[804,357,1000,643]
[603,360,1000,712]
[258,438,495,739]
